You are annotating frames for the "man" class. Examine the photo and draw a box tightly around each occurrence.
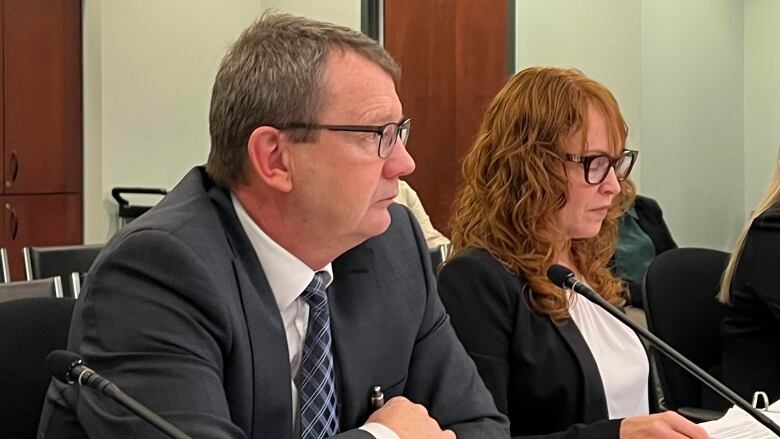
[37,13,508,439]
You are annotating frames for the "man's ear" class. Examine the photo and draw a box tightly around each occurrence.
[246,126,293,192]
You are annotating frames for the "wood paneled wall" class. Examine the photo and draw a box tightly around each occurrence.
[384,0,510,233]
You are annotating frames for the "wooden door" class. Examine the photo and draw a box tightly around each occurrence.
[2,194,82,280]
[3,0,82,194]
[384,0,510,233]
[0,2,3,189]
[0,0,83,280]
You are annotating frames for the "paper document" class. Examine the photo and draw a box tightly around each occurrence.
[701,399,780,438]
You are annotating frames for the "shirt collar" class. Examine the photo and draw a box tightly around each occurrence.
[627,206,639,220]
[231,193,333,311]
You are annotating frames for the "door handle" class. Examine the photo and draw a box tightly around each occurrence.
[7,151,19,188]
[7,204,18,241]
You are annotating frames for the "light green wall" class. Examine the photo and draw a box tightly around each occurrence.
[641,1,744,250]
[516,0,746,250]
[83,0,262,242]
[515,0,642,185]
[83,1,777,251]
[261,0,361,29]
[744,0,780,216]
[82,0,359,242]
[83,0,103,243]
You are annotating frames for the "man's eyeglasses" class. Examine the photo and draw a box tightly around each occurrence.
[276,117,411,159]
[563,149,638,185]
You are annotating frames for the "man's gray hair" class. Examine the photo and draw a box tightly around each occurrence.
[206,12,400,187]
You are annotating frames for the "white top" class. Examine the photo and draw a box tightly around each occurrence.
[231,194,397,439]
[567,290,650,419]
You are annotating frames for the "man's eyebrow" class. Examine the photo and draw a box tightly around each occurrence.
[356,108,402,125]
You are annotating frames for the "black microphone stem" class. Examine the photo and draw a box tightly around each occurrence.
[101,383,191,439]
[46,351,192,439]
[578,287,780,436]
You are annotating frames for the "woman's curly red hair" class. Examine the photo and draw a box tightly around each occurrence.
[449,66,635,320]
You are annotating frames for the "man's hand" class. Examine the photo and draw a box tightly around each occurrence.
[620,411,709,438]
[366,396,456,439]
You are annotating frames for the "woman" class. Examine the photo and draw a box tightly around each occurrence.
[437,67,706,438]
[719,159,780,402]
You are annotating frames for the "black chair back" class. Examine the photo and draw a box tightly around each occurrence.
[429,247,444,269]
[0,277,63,304]
[23,245,103,298]
[70,272,86,299]
[428,244,452,271]
[643,247,729,413]
[0,297,75,438]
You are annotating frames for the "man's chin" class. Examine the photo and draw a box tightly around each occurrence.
[359,210,393,240]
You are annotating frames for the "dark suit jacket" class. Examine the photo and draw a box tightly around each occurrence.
[722,205,780,402]
[622,195,677,306]
[37,167,508,439]
[438,249,624,439]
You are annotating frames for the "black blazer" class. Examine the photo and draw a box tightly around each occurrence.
[634,195,677,255]
[37,167,508,439]
[722,205,780,402]
[622,195,677,306]
[438,249,623,439]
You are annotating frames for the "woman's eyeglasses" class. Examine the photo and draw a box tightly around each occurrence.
[563,149,638,185]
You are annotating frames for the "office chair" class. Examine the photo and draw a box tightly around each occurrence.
[23,244,103,298]
[0,297,75,438]
[1,248,9,283]
[0,276,63,304]
[642,247,730,421]
[428,244,452,270]
[70,271,86,299]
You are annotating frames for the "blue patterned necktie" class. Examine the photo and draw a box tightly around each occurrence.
[299,272,339,439]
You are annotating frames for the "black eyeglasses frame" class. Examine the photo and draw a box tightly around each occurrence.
[563,149,638,185]
[274,117,411,159]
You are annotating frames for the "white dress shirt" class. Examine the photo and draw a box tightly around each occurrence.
[231,195,398,439]
[567,289,650,419]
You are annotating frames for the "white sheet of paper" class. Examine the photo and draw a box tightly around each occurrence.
[700,399,780,439]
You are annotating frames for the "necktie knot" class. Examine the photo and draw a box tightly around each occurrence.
[301,272,328,311]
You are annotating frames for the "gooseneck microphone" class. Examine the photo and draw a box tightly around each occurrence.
[547,265,780,436]
[45,350,192,439]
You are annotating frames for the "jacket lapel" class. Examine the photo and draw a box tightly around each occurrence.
[328,246,380,430]
[209,184,293,439]
[553,319,610,423]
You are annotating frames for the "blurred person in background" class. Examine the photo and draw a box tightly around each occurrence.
[719,156,780,403]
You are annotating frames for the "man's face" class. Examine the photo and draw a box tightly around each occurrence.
[286,50,416,251]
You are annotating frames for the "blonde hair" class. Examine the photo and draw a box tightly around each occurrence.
[449,66,635,320]
[719,159,780,302]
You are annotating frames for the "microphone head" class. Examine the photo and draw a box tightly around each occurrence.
[46,350,81,384]
[547,264,575,288]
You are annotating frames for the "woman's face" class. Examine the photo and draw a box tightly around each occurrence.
[554,104,622,241]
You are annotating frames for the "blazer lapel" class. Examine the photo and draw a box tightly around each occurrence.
[209,184,293,439]
[553,319,610,423]
[328,246,380,430]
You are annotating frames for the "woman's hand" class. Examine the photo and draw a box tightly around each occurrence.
[620,411,709,438]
